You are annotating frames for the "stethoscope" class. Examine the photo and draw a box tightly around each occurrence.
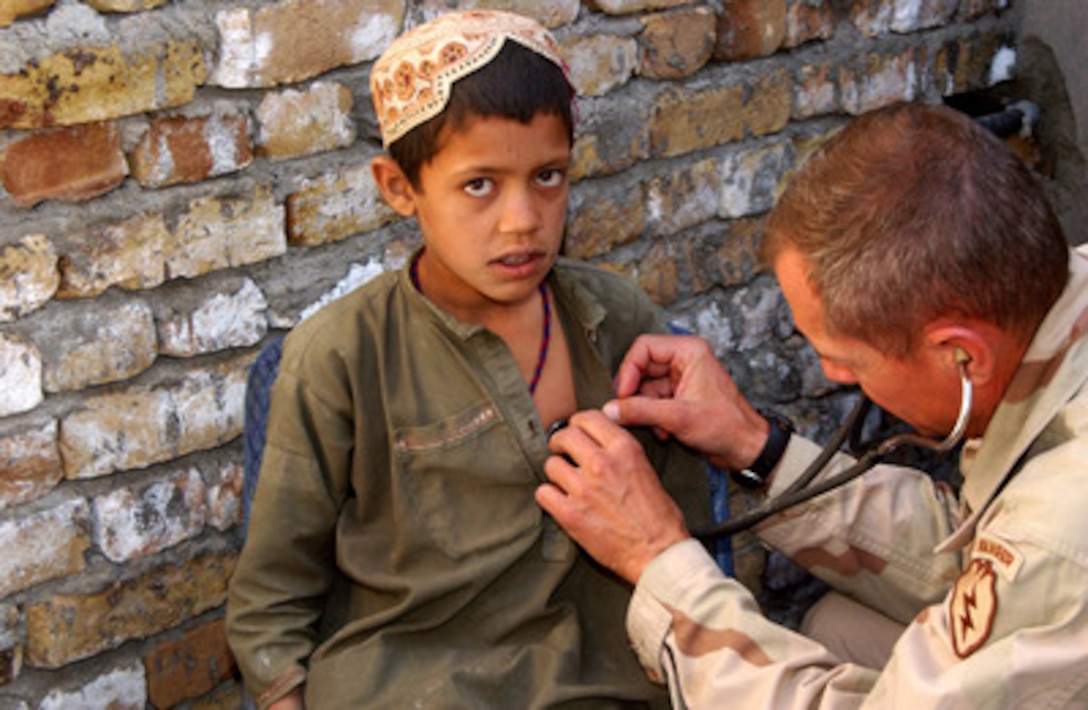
[693,350,973,540]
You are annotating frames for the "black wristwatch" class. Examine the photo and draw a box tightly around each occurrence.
[730,408,794,489]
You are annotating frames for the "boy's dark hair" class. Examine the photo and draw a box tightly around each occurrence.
[388,40,574,189]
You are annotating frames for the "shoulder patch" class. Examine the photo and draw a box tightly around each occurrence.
[973,533,1024,583]
[949,558,998,658]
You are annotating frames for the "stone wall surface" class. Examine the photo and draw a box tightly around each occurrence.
[0,0,1024,706]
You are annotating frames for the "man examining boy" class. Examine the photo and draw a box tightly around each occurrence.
[226,11,710,710]
[540,103,1088,707]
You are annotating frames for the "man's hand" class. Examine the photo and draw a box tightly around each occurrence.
[535,410,690,585]
[606,334,768,472]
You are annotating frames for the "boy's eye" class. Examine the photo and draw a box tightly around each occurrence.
[463,178,494,197]
[536,168,565,188]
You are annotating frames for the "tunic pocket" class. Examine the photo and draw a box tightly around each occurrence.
[394,404,541,559]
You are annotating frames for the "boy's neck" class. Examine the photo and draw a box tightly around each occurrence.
[409,249,544,330]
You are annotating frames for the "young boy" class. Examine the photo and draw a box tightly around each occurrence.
[227,11,710,709]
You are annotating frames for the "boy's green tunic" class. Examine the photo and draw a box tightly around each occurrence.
[227,255,712,708]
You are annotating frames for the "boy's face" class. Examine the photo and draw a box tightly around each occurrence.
[375,112,571,319]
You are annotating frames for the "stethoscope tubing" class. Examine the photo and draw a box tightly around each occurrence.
[693,360,972,541]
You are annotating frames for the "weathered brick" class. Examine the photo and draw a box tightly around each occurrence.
[38,661,146,710]
[60,188,285,298]
[0,41,208,129]
[714,0,787,61]
[145,619,236,710]
[853,0,957,36]
[0,419,62,511]
[639,7,716,80]
[32,299,157,393]
[286,163,400,246]
[933,32,1004,96]
[0,332,43,418]
[644,157,721,238]
[24,553,234,669]
[256,81,355,161]
[206,461,244,532]
[131,114,253,188]
[562,35,638,97]
[0,498,91,598]
[59,355,248,480]
[211,0,403,89]
[84,0,169,10]
[634,240,679,305]
[0,604,22,686]
[743,68,792,137]
[841,49,919,115]
[784,0,835,48]
[93,468,207,563]
[417,0,579,27]
[852,0,894,37]
[649,84,745,158]
[0,234,59,323]
[172,357,249,458]
[570,101,651,180]
[787,0,835,48]
[566,181,645,259]
[793,61,839,119]
[703,215,765,290]
[166,186,287,279]
[893,0,958,33]
[959,0,1002,21]
[594,0,688,14]
[60,384,171,478]
[719,140,796,219]
[156,277,268,358]
[295,256,395,323]
[57,212,168,299]
[0,0,53,28]
[1,123,127,208]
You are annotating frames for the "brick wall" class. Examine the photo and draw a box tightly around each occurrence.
[0,0,1014,706]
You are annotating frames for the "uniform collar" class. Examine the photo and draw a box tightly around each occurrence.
[936,246,1088,552]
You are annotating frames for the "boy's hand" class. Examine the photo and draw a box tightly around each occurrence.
[606,334,769,472]
[536,410,689,585]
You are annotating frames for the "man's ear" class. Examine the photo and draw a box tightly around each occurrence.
[923,321,997,385]
[371,155,417,217]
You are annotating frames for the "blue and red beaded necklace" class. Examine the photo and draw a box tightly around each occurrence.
[410,250,551,394]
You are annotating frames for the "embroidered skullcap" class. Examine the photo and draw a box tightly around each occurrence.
[370,10,569,148]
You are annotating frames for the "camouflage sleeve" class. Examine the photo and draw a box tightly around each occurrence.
[627,535,1088,708]
[627,539,879,709]
[755,436,964,623]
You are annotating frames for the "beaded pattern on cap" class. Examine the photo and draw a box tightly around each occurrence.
[370,10,568,148]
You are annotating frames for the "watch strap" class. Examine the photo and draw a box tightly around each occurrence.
[730,408,794,489]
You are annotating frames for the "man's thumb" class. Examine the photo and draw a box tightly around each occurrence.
[603,397,676,438]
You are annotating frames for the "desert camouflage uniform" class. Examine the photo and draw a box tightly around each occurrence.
[627,246,1088,708]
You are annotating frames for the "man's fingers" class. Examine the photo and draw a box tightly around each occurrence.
[604,395,686,433]
[614,334,709,397]
[613,335,679,397]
